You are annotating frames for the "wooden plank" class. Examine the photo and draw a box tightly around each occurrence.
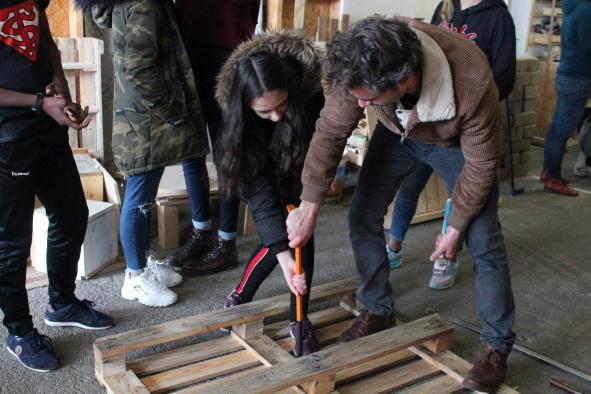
[232,332,293,366]
[316,15,329,42]
[340,14,349,32]
[189,314,453,394]
[337,359,441,394]
[329,18,339,41]
[80,173,104,201]
[128,336,242,377]
[335,348,417,383]
[173,366,268,394]
[266,0,284,29]
[95,277,357,362]
[46,0,71,37]
[395,374,463,394]
[68,0,84,37]
[157,205,179,250]
[140,350,260,393]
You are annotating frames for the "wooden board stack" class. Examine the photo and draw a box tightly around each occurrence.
[500,56,540,181]
[93,278,519,394]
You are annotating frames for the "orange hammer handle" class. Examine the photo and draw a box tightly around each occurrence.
[287,204,303,322]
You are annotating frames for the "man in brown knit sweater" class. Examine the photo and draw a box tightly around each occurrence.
[286,16,515,393]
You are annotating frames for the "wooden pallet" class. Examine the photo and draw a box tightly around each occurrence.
[55,37,105,161]
[94,278,518,394]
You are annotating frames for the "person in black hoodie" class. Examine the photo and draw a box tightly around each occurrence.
[0,0,113,372]
[385,0,516,292]
[215,32,324,356]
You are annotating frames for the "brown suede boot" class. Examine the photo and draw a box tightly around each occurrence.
[163,228,214,272]
[336,310,395,343]
[463,343,508,393]
[183,237,239,276]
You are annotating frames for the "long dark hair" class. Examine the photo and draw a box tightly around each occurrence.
[216,52,311,199]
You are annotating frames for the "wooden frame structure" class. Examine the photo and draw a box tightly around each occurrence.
[94,278,519,393]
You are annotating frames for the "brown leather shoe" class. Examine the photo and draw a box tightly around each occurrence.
[183,237,239,276]
[544,177,578,196]
[463,343,508,393]
[540,169,571,185]
[336,310,395,343]
[163,228,214,272]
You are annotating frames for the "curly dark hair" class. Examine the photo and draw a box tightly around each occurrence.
[324,15,423,94]
[215,52,311,199]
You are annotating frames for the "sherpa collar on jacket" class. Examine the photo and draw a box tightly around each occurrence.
[412,28,456,123]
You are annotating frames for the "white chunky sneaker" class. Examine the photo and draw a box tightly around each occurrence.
[147,255,183,288]
[121,270,177,307]
[429,257,459,290]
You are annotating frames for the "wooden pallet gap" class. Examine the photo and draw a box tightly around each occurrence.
[264,305,354,339]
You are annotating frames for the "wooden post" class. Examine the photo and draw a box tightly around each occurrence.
[294,0,307,30]
[232,319,264,341]
[157,205,179,249]
[266,0,284,30]
[340,14,350,32]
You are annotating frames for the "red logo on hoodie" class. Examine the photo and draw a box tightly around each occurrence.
[0,0,40,61]
[439,21,478,41]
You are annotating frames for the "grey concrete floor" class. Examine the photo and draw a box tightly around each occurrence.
[0,145,590,394]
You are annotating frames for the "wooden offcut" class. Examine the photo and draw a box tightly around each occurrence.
[93,278,520,394]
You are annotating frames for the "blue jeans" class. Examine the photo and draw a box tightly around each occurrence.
[121,158,225,271]
[182,157,238,239]
[349,122,516,354]
[186,45,240,239]
[389,162,433,243]
[544,74,591,178]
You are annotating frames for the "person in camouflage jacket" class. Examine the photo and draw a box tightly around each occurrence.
[76,0,209,307]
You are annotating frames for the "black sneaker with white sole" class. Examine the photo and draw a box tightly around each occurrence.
[6,329,59,372]
[44,299,113,330]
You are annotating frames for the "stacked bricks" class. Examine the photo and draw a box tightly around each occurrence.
[499,56,540,180]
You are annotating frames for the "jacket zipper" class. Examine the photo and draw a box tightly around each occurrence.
[400,121,420,143]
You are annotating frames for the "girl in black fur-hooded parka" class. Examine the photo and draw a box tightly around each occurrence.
[215,31,325,356]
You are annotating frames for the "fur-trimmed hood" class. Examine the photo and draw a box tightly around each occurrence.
[215,31,323,110]
[73,0,126,28]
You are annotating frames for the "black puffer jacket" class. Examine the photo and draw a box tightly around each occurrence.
[216,31,324,255]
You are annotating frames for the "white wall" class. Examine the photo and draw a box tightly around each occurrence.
[509,0,534,56]
[340,0,441,24]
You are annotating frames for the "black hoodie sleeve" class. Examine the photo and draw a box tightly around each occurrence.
[240,172,290,256]
[489,12,516,101]
[431,1,444,25]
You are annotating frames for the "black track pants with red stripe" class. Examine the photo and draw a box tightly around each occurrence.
[232,238,314,322]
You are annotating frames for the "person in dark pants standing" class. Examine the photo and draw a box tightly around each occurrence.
[0,0,113,372]
[287,16,516,393]
[165,0,260,275]
[541,0,591,196]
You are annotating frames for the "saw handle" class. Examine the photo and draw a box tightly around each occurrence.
[287,204,304,357]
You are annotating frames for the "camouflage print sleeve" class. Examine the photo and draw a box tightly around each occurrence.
[123,1,172,119]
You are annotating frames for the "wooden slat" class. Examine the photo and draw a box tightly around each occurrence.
[337,360,441,394]
[186,314,453,394]
[265,306,354,339]
[95,277,357,362]
[140,350,260,393]
[395,374,464,394]
[171,366,267,394]
[128,336,242,377]
[232,332,293,366]
[335,349,417,384]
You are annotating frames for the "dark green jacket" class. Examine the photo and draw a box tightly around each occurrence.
[80,0,209,176]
